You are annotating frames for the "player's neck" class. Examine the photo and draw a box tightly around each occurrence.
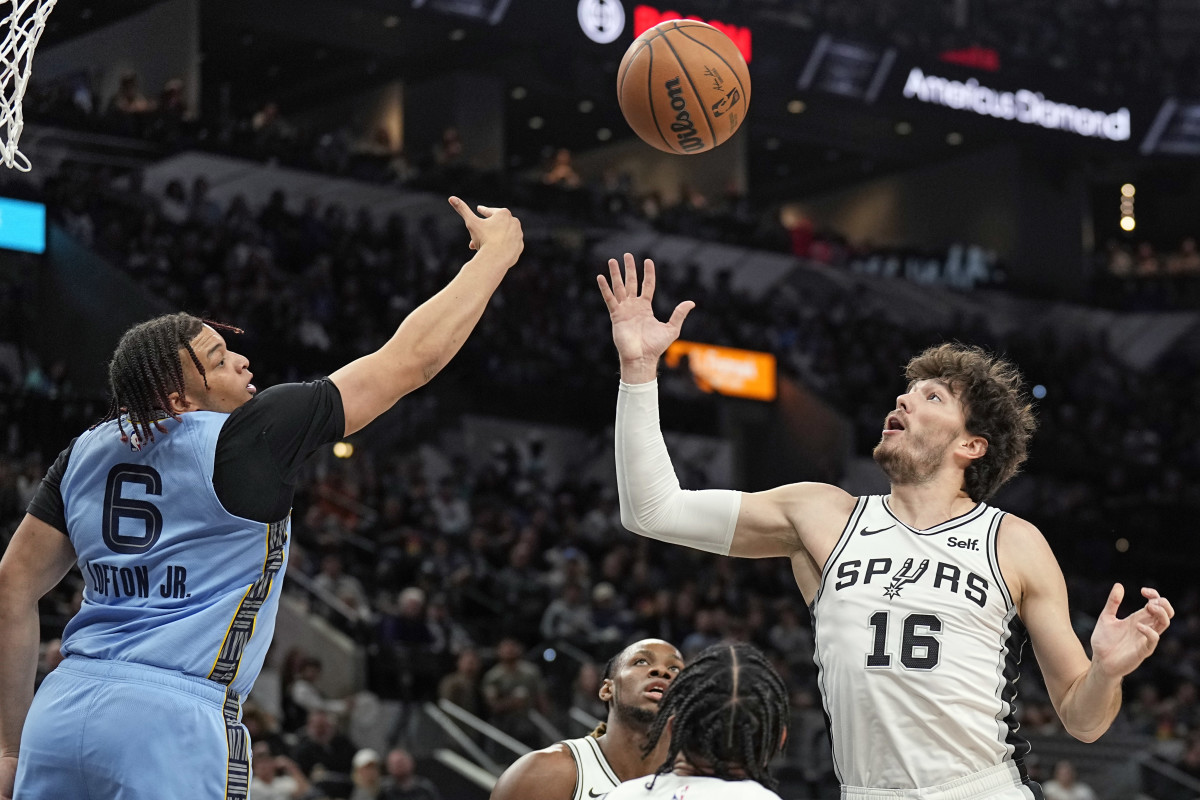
[886,478,976,530]
[596,722,661,781]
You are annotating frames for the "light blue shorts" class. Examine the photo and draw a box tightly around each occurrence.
[16,656,249,800]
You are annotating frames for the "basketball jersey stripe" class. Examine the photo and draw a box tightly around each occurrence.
[986,512,1014,609]
[813,495,869,607]
[223,689,250,800]
[208,519,288,685]
[563,736,621,799]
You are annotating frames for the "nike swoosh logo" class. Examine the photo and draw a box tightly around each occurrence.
[588,790,607,798]
[860,526,894,536]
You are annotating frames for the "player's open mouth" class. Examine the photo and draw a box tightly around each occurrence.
[247,383,257,395]
[643,681,668,702]
[883,415,905,434]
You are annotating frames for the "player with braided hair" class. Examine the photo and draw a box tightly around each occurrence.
[0,197,523,800]
[100,314,244,446]
[602,642,788,800]
[491,639,684,800]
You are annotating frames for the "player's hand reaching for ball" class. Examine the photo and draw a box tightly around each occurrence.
[1091,584,1174,679]
[448,196,523,267]
[597,253,694,384]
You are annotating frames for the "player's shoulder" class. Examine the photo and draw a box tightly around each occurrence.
[996,512,1049,547]
[490,741,578,799]
[767,481,856,512]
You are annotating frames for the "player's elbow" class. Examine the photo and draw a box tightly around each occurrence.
[1067,724,1108,743]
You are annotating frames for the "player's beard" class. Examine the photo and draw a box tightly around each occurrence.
[873,426,956,486]
[611,696,656,728]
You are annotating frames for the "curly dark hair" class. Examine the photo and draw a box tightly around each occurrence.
[96,313,242,443]
[641,643,788,790]
[905,343,1037,503]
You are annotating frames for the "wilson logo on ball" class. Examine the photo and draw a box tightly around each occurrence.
[664,77,704,152]
[617,20,751,154]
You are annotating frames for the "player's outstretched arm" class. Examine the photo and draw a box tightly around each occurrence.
[599,254,852,564]
[1003,516,1173,742]
[0,515,78,800]
[330,197,523,436]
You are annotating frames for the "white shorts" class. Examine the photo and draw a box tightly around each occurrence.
[841,763,1042,800]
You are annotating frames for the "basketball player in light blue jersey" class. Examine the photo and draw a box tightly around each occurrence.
[597,253,1175,800]
[0,197,523,800]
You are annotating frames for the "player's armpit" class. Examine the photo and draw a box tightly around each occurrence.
[729,482,855,562]
[489,745,578,800]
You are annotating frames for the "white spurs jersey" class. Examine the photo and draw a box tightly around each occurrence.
[562,735,621,800]
[811,495,1030,790]
[602,774,782,800]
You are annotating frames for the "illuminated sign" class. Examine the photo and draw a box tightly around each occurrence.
[578,0,625,44]
[939,45,999,72]
[901,67,1130,141]
[0,197,45,254]
[633,5,752,63]
[849,244,1001,291]
[1140,98,1200,156]
[665,341,776,401]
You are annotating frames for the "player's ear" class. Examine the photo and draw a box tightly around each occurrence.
[959,434,987,461]
[598,678,614,704]
[167,390,191,414]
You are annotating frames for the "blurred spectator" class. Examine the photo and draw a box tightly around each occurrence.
[290,657,354,721]
[1042,759,1098,800]
[251,740,315,800]
[382,747,442,800]
[481,637,549,744]
[542,148,581,189]
[292,709,358,781]
[349,749,385,800]
[539,581,595,648]
[570,660,607,723]
[106,71,152,125]
[438,647,483,716]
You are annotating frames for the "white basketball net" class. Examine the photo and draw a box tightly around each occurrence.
[1,0,56,172]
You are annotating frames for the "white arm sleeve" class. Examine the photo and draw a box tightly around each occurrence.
[615,380,741,555]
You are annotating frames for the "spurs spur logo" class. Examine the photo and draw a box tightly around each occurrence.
[883,557,929,599]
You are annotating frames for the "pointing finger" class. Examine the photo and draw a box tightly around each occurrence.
[448,196,478,221]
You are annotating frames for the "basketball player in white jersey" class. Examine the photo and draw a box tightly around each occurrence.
[601,642,789,800]
[596,253,1175,800]
[490,639,685,800]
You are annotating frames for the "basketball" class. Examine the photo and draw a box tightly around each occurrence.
[616,20,751,155]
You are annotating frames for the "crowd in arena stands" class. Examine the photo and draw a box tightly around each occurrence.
[799,0,1187,96]
[1097,236,1200,310]
[3,155,1200,796]
[23,61,1200,315]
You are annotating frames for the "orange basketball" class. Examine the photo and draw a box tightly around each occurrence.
[616,20,751,155]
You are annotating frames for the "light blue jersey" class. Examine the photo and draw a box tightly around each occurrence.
[60,411,290,701]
